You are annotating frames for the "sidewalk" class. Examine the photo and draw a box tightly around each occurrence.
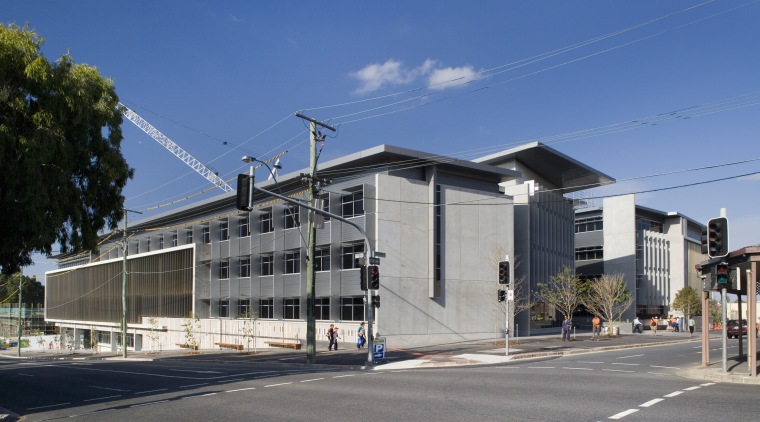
[3,331,758,385]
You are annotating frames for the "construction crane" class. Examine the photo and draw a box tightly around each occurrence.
[119,103,233,193]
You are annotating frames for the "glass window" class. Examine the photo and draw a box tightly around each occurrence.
[220,260,230,279]
[240,257,251,278]
[341,243,364,269]
[314,248,330,272]
[159,235,164,249]
[172,233,178,247]
[97,331,111,344]
[146,239,151,252]
[219,299,229,318]
[220,221,229,241]
[283,298,300,320]
[260,210,273,233]
[575,246,604,261]
[239,216,250,238]
[341,190,364,218]
[202,226,210,244]
[575,216,603,233]
[284,251,300,274]
[321,196,330,221]
[340,297,365,321]
[259,298,274,319]
[315,297,330,320]
[260,254,274,276]
[238,299,252,318]
[284,205,300,229]
[186,228,193,244]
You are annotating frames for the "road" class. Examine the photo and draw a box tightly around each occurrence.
[1,339,758,421]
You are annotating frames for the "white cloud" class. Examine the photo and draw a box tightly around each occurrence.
[427,66,478,90]
[350,59,438,94]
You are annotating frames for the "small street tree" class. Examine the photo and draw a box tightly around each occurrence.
[535,265,585,321]
[181,313,201,352]
[671,286,702,319]
[582,274,634,336]
[239,310,259,353]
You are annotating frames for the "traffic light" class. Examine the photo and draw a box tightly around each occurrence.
[700,227,708,255]
[371,295,380,308]
[716,262,729,285]
[497,289,506,302]
[498,261,510,284]
[368,265,380,290]
[360,265,368,291]
[236,174,252,211]
[707,217,729,258]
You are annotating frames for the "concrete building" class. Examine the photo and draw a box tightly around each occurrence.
[45,143,611,352]
[574,194,707,321]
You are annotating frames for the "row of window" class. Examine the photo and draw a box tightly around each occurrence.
[575,246,604,261]
[575,216,603,233]
[218,297,365,321]
[219,243,365,278]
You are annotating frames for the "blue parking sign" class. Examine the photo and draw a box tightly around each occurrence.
[373,337,386,361]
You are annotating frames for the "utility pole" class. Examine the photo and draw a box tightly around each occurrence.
[295,113,336,364]
[122,208,142,358]
[17,268,22,358]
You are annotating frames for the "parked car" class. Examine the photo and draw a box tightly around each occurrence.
[726,319,748,338]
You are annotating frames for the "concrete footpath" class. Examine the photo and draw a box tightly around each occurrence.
[3,330,759,385]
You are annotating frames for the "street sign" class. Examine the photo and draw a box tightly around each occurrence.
[507,290,514,301]
[373,337,386,361]
[369,257,380,265]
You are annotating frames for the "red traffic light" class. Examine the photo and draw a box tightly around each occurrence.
[716,262,729,285]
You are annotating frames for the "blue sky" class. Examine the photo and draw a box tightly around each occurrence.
[5,1,760,280]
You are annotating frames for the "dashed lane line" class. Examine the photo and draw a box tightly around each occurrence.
[83,395,121,402]
[264,382,292,388]
[664,391,684,397]
[300,378,325,383]
[602,369,635,373]
[639,398,664,407]
[226,387,256,393]
[609,409,638,419]
[617,354,644,359]
[563,367,594,371]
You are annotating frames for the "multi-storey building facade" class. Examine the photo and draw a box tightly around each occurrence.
[46,143,611,351]
[574,194,707,321]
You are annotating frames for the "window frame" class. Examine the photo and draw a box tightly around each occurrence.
[284,250,301,274]
[314,247,330,272]
[260,254,274,276]
[239,215,250,238]
[283,298,300,320]
[240,257,251,278]
[340,296,365,321]
[259,210,274,234]
[220,220,229,241]
[219,259,230,279]
[341,243,364,270]
[284,205,300,229]
[259,298,274,319]
[341,190,364,218]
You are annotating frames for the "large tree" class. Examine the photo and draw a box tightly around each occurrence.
[0,24,133,274]
[0,273,44,305]
[582,273,634,334]
[671,286,702,317]
[535,265,586,321]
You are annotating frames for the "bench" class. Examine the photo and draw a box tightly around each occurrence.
[176,343,199,350]
[215,342,243,350]
[264,341,302,350]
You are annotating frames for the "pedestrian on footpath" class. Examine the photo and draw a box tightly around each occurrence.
[357,322,366,349]
[561,317,572,342]
[688,316,695,337]
[650,316,659,336]
[633,316,643,334]
[592,315,602,340]
[327,324,341,350]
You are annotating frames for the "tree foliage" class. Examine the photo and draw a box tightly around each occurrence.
[0,273,44,305]
[535,265,585,320]
[581,273,634,331]
[0,23,133,274]
[671,286,702,316]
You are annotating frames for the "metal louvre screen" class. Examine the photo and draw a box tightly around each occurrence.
[46,248,193,323]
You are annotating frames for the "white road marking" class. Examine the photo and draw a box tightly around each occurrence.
[89,385,128,392]
[700,382,716,386]
[226,387,256,393]
[179,383,209,388]
[135,388,168,395]
[332,374,355,378]
[183,393,217,399]
[683,386,701,391]
[617,354,644,359]
[27,403,70,411]
[611,363,639,366]
[647,372,668,376]
[563,367,594,371]
[664,391,683,398]
[578,361,604,364]
[650,365,679,369]
[264,382,292,387]
[130,400,169,408]
[639,398,664,407]
[300,378,325,383]
[602,369,634,373]
[609,408,638,419]
[527,366,555,369]
[18,373,33,377]
[84,395,121,402]
[169,369,225,374]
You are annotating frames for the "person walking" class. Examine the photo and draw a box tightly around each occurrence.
[592,315,602,340]
[650,316,659,336]
[633,316,642,334]
[561,317,572,342]
[327,324,341,351]
[688,316,695,337]
[357,322,366,349]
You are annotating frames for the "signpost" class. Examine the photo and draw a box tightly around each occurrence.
[373,337,386,362]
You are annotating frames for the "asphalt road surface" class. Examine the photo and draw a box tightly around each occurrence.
[2,339,758,421]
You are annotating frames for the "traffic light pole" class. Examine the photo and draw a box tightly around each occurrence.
[721,286,727,374]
